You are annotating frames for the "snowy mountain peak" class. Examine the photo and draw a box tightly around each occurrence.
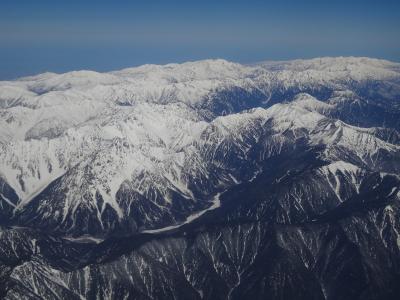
[1,56,400,237]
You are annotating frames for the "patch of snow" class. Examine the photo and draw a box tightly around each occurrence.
[142,192,222,234]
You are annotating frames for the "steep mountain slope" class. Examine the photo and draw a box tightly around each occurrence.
[0,57,400,299]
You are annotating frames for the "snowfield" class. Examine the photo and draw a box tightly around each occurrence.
[1,57,400,300]
[1,57,400,237]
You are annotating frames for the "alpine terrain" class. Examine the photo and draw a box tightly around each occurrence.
[1,57,400,299]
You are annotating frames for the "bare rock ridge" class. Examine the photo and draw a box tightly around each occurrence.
[0,57,400,299]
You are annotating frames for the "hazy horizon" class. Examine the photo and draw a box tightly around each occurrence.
[1,0,399,80]
[3,55,400,81]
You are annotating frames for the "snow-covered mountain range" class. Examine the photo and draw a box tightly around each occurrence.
[1,57,400,299]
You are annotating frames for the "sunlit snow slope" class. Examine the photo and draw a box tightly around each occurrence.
[1,57,400,238]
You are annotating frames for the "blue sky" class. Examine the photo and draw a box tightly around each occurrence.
[1,0,399,79]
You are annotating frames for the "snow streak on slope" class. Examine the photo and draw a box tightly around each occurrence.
[0,57,400,237]
[1,57,400,300]
[142,192,222,234]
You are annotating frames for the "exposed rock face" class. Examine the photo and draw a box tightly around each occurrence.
[1,57,400,299]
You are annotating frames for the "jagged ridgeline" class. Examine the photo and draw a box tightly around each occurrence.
[1,57,400,299]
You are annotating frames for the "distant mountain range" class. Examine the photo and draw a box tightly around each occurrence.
[1,57,400,299]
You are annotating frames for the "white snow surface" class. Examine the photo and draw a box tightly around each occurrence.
[1,57,399,233]
[142,192,222,234]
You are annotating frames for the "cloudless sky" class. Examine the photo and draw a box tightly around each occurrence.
[1,0,399,79]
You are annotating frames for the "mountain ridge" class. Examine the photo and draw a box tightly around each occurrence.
[1,56,400,299]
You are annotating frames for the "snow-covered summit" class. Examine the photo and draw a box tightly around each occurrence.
[1,56,399,237]
[258,56,400,79]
